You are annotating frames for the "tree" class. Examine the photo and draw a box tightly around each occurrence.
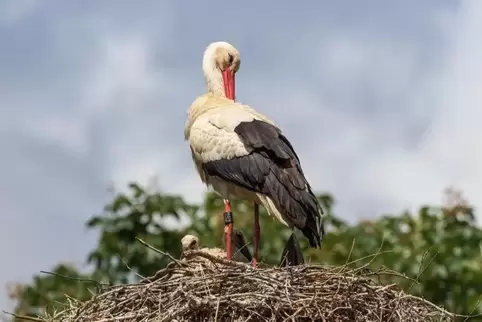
[7,183,482,320]
[85,182,196,283]
[318,194,482,316]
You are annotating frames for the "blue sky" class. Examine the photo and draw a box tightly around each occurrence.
[1,0,482,312]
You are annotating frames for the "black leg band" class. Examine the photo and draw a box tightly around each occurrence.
[223,212,234,225]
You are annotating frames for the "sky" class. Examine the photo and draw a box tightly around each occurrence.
[1,0,482,312]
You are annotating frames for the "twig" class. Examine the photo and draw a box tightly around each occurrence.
[184,250,251,268]
[39,271,107,293]
[2,311,45,322]
[402,294,477,319]
[343,238,356,267]
[214,300,220,321]
[118,254,145,280]
[348,237,387,275]
[135,237,182,267]
[388,249,439,322]
[464,294,482,322]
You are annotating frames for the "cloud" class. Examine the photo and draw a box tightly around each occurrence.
[2,0,482,313]
[409,0,482,208]
[0,0,39,25]
[345,0,482,217]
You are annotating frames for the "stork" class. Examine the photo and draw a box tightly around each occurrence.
[184,41,324,267]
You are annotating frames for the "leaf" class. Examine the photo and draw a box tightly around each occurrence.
[128,183,145,199]
[110,195,133,213]
[85,216,105,228]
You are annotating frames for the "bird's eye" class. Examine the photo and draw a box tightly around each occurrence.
[189,240,196,247]
[228,54,234,65]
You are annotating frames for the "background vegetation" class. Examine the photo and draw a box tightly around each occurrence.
[5,183,482,321]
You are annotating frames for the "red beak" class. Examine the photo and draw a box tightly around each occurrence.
[222,69,235,100]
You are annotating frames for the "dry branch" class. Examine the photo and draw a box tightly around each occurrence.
[15,250,461,322]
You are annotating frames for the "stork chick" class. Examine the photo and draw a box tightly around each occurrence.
[181,229,252,263]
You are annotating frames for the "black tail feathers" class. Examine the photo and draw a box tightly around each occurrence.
[301,220,322,248]
[279,233,305,267]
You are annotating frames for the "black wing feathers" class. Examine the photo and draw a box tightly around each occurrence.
[203,153,268,191]
[202,119,323,248]
[235,120,295,162]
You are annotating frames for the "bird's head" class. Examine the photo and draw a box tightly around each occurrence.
[202,41,240,100]
[181,234,200,253]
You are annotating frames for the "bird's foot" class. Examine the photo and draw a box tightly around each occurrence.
[251,258,257,268]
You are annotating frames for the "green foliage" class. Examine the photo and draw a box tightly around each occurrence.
[7,183,482,320]
[86,183,197,283]
[319,203,482,316]
[8,264,101,319]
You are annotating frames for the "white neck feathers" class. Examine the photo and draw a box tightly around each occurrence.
[202,42,227,97]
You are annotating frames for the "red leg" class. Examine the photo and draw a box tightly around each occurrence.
[252,203,260,267]
[223,199,233,260]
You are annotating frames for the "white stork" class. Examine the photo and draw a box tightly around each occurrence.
[184,41,325,267]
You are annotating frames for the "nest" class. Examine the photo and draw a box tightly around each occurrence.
[39,251,455,322]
